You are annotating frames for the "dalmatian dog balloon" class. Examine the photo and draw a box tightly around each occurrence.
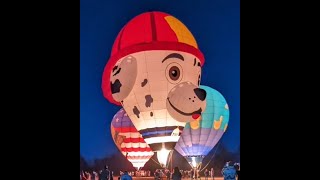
[102,11,207,153]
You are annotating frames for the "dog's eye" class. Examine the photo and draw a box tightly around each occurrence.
[166,63,183,84]
[169,66,180,81]
[198,74,201,86]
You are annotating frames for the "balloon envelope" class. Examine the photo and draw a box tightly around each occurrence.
[102,11,208,167]
[174,85,229,167]
[111,108,154,169]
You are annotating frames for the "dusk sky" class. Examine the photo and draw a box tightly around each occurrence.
[80,0,239,161]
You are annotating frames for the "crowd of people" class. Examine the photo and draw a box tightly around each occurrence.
[80,161,240,180]
[153,168,211,179]
[81,165,116,180]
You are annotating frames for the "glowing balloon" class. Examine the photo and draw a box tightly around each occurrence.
[111,108,154,170]
[102,11,208,166]
[174,85,229,168]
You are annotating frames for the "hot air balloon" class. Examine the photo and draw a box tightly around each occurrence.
[110,108,154,170]
[174,85,229,169]
[102,11,208,166]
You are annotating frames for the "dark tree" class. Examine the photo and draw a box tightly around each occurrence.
[80,155,90,172]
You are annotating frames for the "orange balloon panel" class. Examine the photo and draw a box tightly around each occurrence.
[111,108,154,169]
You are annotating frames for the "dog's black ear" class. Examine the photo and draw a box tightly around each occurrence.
[110,56,138,102]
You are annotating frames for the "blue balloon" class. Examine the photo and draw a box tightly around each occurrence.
[174,85,229,167]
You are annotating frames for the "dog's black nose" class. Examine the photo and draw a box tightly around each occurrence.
[194,88,206,101]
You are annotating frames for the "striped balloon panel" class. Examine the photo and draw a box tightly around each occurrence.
[111,108,154,168]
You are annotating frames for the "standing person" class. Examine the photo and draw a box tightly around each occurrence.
[204,169,209,180]
[154,169,160,180]
[110,171,114,180]
[196,169,200,180]
[93,171,99,180]
[172,167,182,180]
[210,168,214,180]
[120,171,133,180]
[234,164,240,180]
[99,165,110,180]
[190,169,194,180]
[166,169,171,180]
[118,171,123,180]
[221,162,236,180]
[81,171,91,180]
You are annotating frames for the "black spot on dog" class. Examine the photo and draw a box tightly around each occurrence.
[197,62,201,67]
[113,68,121,76]
[193,58,196,66]
[141,79,148,87]
[112,65,118,72]
[133,106,140,118]
[145,95,153,108]
[198,74,201,86]
[111,79,122,94]
[150,112,153,117]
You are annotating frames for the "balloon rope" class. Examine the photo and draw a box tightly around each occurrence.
[167,150,173,169]
[150,150,174,168]
[197,163,202,170]
[150,157,162,166]
[199,141,221,172]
